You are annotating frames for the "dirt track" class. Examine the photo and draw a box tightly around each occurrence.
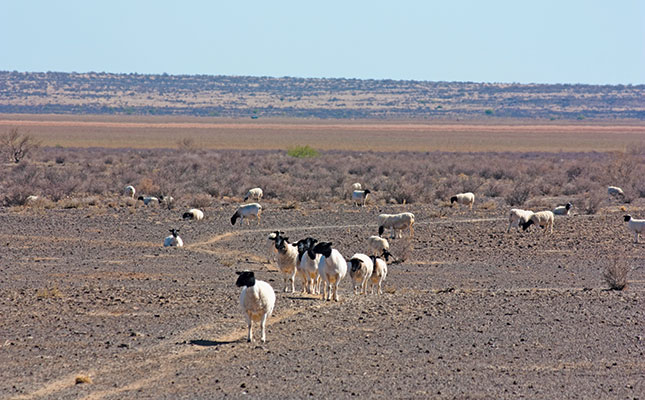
[1,201,644,399]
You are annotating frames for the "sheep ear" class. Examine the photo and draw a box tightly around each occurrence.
[235,271,242,275]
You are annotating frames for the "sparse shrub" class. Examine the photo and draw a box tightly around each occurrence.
[37,285,63,299]
[287,145,319,158]
[583,192,603,215]
[137,177,160,196]
[483,181,505,198]
[506,186,530,206]
[55,156,65,164]
[177,137,196,151]
[1,128,41,163]
[603,257,628,291]
[189,194,212,209]
[75,375,93,385]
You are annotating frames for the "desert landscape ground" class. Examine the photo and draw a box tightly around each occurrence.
[1,117,644,399]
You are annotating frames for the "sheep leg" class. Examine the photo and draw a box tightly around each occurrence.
[378,280,383,295]
[635,232,640,244]
[245,314,253,342]
[333,281,340,302]
[260,313,268,343]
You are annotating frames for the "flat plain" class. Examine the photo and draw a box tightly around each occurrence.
[1,116,644,399]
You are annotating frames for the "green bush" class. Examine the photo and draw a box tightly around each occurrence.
[287,145,319,158]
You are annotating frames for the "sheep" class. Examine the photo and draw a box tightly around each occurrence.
[163,228,184,247]
[521,210,554,234]
[378,212,415,239]
[367,235,389,257]
[608,186,625,198]
[274,235,299,293]
[231,203,262,226]
[507,209,534,232]
[25,195,40,204]
[236,271,276,343]
[182,208,204,221]
[553,202,572,216]
[348,253,374,295]
[138,195,159,206]
[369,249,391,295]
[450,192,475,210]
[159,195,174,209]
[244,187,263,202]
[296,237,322,295]
[351,182,362,191]
[123,185,136,198]
[352,189,371,207]
[312,242,348,302]
[266,231,284,263]
[624,215,645,243]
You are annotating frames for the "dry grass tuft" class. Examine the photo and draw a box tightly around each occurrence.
[603,257,629,291]
[37,286,63,299]
[75,375,93,384]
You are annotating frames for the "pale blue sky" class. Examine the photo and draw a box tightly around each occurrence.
[2,0,644,84]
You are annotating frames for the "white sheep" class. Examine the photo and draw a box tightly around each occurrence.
[159,195,174,209]
[348,253,374,295]
[352,189,371,207]
[231,203,262,226]
[367,235,390,256]
[236,271,276,343]
[313,242,348,302]
[378,212,415,239]
[182,208,204,221]
[266,231,284,264]
[450,192,475,210]
[138,195,159,206]
[369,250,391,295]
[351,182,362,191]
[608,186,625,198]
[296,237,322,295]
[553,202,572,216]
[521,210,554,234]
[123,185,136,198]
[25,195,40,204]
[507,209,534,232]
[274,235,299,293]
[624,215,645,243]
[163,228,184,247]
[244,187,263,202]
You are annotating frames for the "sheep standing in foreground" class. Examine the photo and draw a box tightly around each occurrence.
[378,212,415,239]
[138,195,159,206]
[348,253,374,295]
[450,192,475,210]
[231,203,262,226]
[351,182,362,191]
[624,215,645,243]
[553,202,572,216]
[124,185,136,198]
[236,271,276,343]
[296,237,322,294]
[163,228,184,247]
[369,249,391,295]
[521,211,555,234]
[507,209,534,233]
[367,235,389,256]
[244,188,263,202]
[608,186,625,198]
[313,242,348,302]
[352,189,371,207]
[182,208,204,221]
[274,235,299,293]
[266,231,284,264]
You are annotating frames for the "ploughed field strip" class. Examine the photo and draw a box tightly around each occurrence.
[1,203,644,399]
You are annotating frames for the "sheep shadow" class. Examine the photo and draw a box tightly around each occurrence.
[189,339,238,347]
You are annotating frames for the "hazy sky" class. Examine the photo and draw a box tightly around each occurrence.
[2,0,644,84]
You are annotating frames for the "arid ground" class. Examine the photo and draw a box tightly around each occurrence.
[1,117,644,399]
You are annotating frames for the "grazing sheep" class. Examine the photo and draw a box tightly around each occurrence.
[123,185,136,198]
[521,210,555,234]
[274,235,299,293]
[163,228,184,247]
[378,212,415,239]
[236,271,276,343]
[507,209,534,232]
[369,249,391,295]
[450,192,475,210]
[608,186,625,198]
[296,237,322,294]
[352,189,371,207]
[138,195,159,206]
[231,203,262,226]
[624,215,645,243]
[553,202,572,216]
[367,235,390,257]
[351,182,362,191]
[348,253,374,295]
[159,195,174,209]
[244,187,263,202]
[182,208,204,221]
[313,242,348,302]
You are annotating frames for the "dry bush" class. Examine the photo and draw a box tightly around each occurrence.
[583,192,604,215]
[603,257,629,291]
[506,186,530,206]
[75,375,93,385]
[1,127,41,163]
[37,286,63,299]
[189,194,212,209]
[137,177,161,196]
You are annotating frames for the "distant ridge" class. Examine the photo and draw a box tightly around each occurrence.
[0,71,643,120]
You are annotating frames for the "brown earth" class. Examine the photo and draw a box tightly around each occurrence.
[1,114,645,152]
[1,198,644,399]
